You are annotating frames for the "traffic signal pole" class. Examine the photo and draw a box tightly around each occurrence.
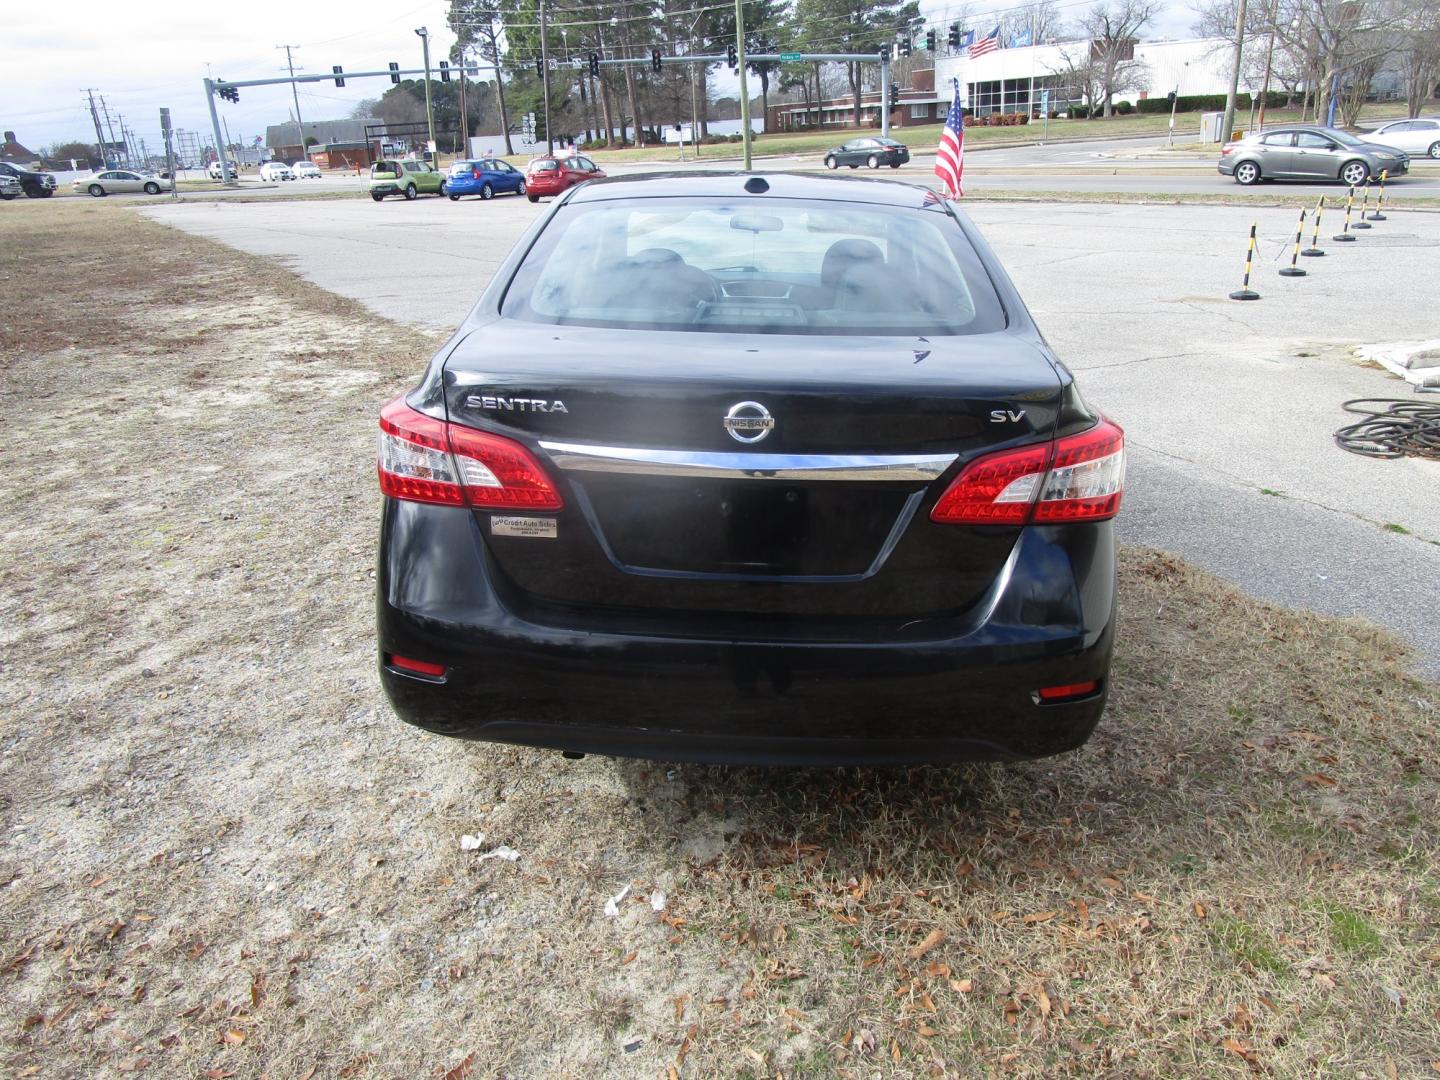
[734,0,752,170]
[880,58,891,138]
[203,79,232,185]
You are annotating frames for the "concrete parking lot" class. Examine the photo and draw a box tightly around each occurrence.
[144,190,1440,674]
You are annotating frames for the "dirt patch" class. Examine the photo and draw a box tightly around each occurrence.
[1,200,1437,1080]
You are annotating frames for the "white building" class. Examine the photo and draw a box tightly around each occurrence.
[933,37,1236,116]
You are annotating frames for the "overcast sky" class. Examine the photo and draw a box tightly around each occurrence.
[4,0,1197,156]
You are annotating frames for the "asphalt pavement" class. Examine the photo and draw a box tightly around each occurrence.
[143,191,1440,676]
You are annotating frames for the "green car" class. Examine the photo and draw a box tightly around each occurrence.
[369,159,444,201]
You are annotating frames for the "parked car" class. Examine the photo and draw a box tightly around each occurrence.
[71,170,174,197]
[524,154,605,202]
[375,172,1125,765]
[824,136,911,170]
[207,160,237,181]
[444,158,528,201]
[290,161,323,178]
[1361,117,1440,159]
[1218,126,1409,186]
[369,159,444,201]
[0,161,57,198]
[0,174,21,200]
[258,162,295,181]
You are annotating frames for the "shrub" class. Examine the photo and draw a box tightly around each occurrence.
[1114,100,1134,114]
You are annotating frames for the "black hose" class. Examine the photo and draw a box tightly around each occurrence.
[1334,398,1440,459]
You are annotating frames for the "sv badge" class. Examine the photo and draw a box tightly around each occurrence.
[990,409,1027,423]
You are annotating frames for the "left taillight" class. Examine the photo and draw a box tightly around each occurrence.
[377,396,564,511]
[930,418,1124,526]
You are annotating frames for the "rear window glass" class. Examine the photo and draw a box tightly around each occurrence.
[450,161,476,174]
[530,160,560,171]
[500,197,1005,336]
[372,162,398,174]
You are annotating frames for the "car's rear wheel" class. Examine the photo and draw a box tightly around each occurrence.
[143,182,160,195]
[889,162,901,169]
[1428,141,1440,159]
[825,155,838,170]
[848,163,858,169]
[867,154,880,169]
[39,188,53,197]
[481,183,494,200]
[517,180,526,195]
[1234,160,1261,185]
[88,184,105,197]
[371,192,385,202]
[449,194,460,201]
[1340,160,1369,186]
[404,183,417,200]
[527,193,539,202]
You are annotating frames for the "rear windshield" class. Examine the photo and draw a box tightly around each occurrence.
[372,162,398,174]
[500,196,1005,336]
[450,161,477,174]
[529,159,560,172]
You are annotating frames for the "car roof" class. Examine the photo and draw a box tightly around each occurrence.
[566,171,939,207]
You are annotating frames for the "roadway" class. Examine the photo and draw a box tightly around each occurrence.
[142,188,1440,676]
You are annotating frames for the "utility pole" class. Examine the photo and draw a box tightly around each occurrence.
[1220,0,1248,144]
[277,46,306,153]
[415,27,437,159]
[734,0,751,169]
[116,114,131,166]
[83,90,107,167]
[539,3,553,153]
[458,44,469,157]
[98,97,120,165]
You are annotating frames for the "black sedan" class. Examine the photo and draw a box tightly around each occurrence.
[824,136,911,170]
[376,172,1124,765]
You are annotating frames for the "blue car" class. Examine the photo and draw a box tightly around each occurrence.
[443,158,528,201]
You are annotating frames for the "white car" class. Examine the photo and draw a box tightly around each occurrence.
[1362,117,1440,159]
[72,170,174,197]
[259,162,295,181]
[207,160,237,180]
[290,161,322,178]
[0,174,21,200]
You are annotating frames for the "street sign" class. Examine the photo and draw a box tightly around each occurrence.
[780,52,802,61]
[1040,89,1049,112]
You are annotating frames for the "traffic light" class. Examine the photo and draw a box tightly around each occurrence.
[651,49,662,73]
[217,83,239,103]
[899,37,911,58]
[589,52,600,77]
[948,24,961,48]
[536,57,544,77]
[727,42,738,68]
[389,62,400,84]
[439,60,450,82]
[1167,89,1177,105]
[332,65,345,87]
[889,84,899,108]
[926,29,936,51]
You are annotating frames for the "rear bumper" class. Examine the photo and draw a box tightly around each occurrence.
[377,501,1117,765]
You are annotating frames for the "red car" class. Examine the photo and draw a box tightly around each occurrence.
[525,154,606,202]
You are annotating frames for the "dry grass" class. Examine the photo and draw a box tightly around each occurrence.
[1,199,1438,1080]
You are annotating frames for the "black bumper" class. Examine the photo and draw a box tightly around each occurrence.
[377,501,1116,765]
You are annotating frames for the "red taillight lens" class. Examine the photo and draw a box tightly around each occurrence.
[930,418,1124,526]
[386,653,446,677]
[377,397,564,511]
[1037,680,1100,701]
[473,167,482,178]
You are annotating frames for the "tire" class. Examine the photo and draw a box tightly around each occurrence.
[889,162,901,169]
[517,180,526,195]
[143,182,160,195]
[1340,160,1369,187]
[39,188,53,198]
[527,194,539,203]
[403,184,417,200]
[848,164,858,169]
[24,185,43,198]
[0,192,15,201]
[1428,141,1440,159]
[88,184,105,197]
[449,194,460,201]
[825,155,838,170]
[1233,160,1261,185]
[867,154,879,169]
[371,192,385,202]
[481,183,494,200]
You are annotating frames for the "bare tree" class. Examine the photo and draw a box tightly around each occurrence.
[1079,0,1159,115]
[1394,0,1440,117]
[1049,43,1105,113]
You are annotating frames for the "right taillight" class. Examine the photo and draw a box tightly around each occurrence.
[377,397,564,511]
[931,418,1124,526]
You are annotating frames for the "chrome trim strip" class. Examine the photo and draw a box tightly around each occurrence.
[538,441,958,482]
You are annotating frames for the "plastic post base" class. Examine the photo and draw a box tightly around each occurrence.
[1368,212,1387,221]
[1333,233,1357,242]
[1229,289,1261,300]
[1300,248,1325,257]
[1278,267,1306,277]
[1353,221,1372,229]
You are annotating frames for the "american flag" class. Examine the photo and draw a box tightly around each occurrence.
[934,80,965,199]
[969,25,1000,58]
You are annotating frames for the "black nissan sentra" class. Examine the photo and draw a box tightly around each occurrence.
[376,173,1124,765]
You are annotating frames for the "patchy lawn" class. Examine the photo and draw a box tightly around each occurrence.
[1,199,1437,1080]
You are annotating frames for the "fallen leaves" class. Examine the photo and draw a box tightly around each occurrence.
[1301,773,1338,787]
[1023,910,1059,924]
[441,1052,477,1080]
[908,929,946,960]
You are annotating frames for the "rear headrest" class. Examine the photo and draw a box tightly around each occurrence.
[821,239,884,287]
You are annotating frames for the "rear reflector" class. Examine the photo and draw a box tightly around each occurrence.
[930,418,1124,526]
[386,654,447,677]
[1036,680,1100,701]
[378,397,564,511]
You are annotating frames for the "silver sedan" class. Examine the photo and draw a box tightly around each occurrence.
[1217,126,1409,186]
[72,170,174,197]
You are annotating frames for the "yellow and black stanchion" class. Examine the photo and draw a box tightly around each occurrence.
[1369,170,1388,221]
[1334,185,1358,242]
[1353,181,1373,229]
[1301,195,1326,257]
[1230,222,1261,301]
[1279,208,1308,277]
